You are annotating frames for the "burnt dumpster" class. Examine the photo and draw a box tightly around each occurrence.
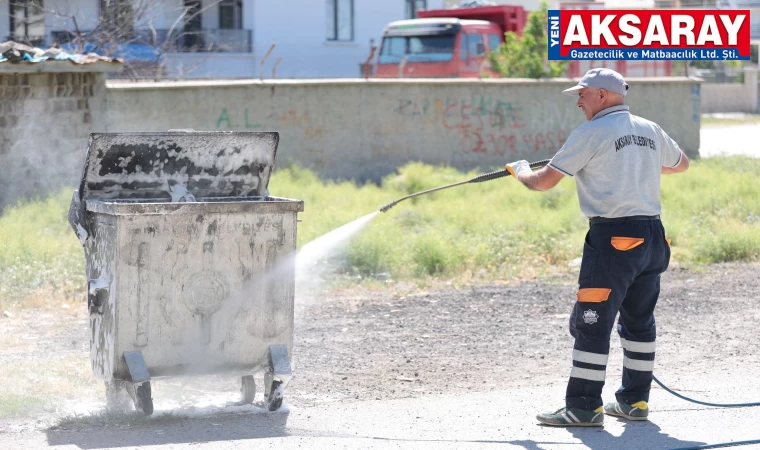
[68,131,304,415]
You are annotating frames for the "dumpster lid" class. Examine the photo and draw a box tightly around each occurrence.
[78,132,279,201]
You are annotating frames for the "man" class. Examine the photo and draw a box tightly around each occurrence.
[505,68,690,427]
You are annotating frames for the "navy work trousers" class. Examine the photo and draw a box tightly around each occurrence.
[565,217,671,411]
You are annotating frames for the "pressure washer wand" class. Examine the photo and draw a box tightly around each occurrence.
[379,159,551,213]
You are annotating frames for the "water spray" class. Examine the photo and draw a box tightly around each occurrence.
[379,159,551,213]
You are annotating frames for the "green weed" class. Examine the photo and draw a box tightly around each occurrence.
[0,394,48,418]
[2,156,760,308]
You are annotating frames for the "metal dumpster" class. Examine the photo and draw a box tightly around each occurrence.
[67,131,304,415]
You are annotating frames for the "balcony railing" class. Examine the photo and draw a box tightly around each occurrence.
[138,28,253,53]
[50,28,252,54]
[182,28,252,53]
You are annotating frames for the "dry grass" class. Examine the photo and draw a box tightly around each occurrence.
[0,356,100,419]
[701,113,760,127]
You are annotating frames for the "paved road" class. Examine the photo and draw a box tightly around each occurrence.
[4,370,760,450]
[700,123,760,158]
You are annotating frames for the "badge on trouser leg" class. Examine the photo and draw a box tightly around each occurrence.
[537,406,604,427]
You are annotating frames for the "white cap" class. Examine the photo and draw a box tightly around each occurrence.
[562,68,629,97]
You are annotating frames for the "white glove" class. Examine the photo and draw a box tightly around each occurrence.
[505,160,531,179]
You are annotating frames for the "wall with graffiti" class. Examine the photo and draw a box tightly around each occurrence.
[101,79,701,182]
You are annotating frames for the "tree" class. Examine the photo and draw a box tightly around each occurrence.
[487,1,567,78]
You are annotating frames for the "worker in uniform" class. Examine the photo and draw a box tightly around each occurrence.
[505,68,690,427]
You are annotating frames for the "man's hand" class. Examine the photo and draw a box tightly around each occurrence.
[505,160,531,179]
[507,161,565,192]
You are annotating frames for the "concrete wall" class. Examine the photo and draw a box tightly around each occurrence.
[99,77,701,183]
[700,68,759,114]
[0,71,105,209]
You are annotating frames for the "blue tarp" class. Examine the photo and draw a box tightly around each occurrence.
[60,42,164,62]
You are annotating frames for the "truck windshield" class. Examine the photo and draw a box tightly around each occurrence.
[378,35,456,63]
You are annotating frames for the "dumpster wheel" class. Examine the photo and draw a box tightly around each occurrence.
[241,375,256,404]
[266,379,284,411]
[135,382,154,416]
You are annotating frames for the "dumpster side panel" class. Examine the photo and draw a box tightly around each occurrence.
[112,208,297,379]
[85,213,119,382]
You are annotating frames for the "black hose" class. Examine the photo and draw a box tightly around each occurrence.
[379,159,551,212]
[654,375,760,408]
[469,159,551,183]
[377,159,760,448]
[669,440,760,450]
[653,375,760,450]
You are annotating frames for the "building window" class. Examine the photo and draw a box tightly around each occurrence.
[405,0,427,19]
[326,0,353,41]
[183,0,203,49]
[9,0,45,46]
[219,0,242,29]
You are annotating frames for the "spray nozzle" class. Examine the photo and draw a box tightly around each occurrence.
[379,202,397,213]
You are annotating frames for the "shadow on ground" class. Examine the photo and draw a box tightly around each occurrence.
[45,409,296,449]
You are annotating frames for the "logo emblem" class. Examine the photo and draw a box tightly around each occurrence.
[583,309,599,324]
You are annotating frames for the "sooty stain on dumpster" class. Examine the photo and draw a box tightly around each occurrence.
[207,220,218,236]
[97,143,193,176]
[234,165,251,176]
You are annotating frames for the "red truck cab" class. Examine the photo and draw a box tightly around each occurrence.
[375,5,528,78]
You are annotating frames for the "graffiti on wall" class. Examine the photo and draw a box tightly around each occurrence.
[216,108,263,129]
[211,94,576,170]
[394,96,570,157]
[215,108,329,141]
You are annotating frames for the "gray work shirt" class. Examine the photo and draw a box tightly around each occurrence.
[548,105,683,219]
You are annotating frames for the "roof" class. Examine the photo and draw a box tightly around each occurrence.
[0,41,123,73]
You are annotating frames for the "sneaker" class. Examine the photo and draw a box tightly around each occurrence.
[604,401,649,421]
[536,406,604,427]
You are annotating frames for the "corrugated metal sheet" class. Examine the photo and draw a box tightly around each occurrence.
[0,41,123,66]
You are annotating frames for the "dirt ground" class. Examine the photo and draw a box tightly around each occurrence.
[290,261,760,407]
[1,259,760,443]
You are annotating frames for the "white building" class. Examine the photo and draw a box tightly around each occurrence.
[0,0,445,79]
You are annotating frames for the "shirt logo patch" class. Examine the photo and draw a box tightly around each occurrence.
[583,309,599,324]
[614,134,657,152]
